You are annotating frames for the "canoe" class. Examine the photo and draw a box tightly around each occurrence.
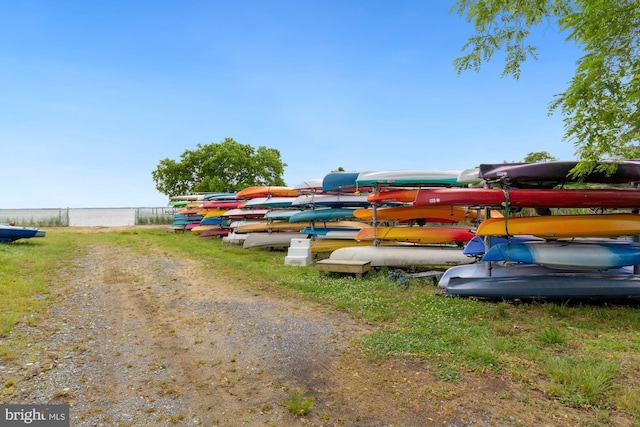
[355,226,475,244]
[413,187,640,209]
[438,263,634,288]
[243,197,296,208]
[353,205,485,223]
[242,231,303,249]
[328,245,472,267]
[291,194,370,207]
[475,213,640,238]
[482,241,640,270]
[0,224,46,242]
[356,170,463,187]
[289,208,357,222]
[236,221,312,233]
[236,186,301,199]
[479,160,640,188]
[445,274,640,299]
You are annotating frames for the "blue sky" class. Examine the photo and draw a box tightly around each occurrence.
[0,1,581,208]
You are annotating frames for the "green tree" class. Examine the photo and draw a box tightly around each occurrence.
[152,138,287,196]
[452,0,640,176]
[524,151,558,162]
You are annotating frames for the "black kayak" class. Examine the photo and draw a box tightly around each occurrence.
[479,160,640,188]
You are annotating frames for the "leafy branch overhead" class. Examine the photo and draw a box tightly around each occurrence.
[452,0,640,175]
[151,138,287,196]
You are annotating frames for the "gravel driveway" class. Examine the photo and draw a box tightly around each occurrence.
[1,241,535,426]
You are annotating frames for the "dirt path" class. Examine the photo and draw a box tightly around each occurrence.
[1,241,554,426]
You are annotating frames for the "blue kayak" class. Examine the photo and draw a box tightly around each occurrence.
[463,235,544,256]
[0,224,46,242]
[289,208,357,223]
[482,241,640,270]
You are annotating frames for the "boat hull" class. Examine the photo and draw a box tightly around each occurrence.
[438,263,633,288]
[446,274,640,299]
[329,245,472,267]
[0,225,46,242]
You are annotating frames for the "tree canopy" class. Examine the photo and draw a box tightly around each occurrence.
[524,151,558,162]
[452,0,640,175]
[151,138,287,196]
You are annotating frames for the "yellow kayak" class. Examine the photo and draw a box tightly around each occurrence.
[476,213,640,238]
[201,209,228,218]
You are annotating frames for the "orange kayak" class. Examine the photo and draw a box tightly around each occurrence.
[236,186,301,199]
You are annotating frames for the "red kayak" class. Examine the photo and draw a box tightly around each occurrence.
[413,188,640,209]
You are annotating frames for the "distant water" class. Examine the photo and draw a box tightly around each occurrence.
[0,207,175,227]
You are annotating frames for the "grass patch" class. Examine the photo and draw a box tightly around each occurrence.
[545,356,618,408]
[287,390,314,416]
[3,227,640,422]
